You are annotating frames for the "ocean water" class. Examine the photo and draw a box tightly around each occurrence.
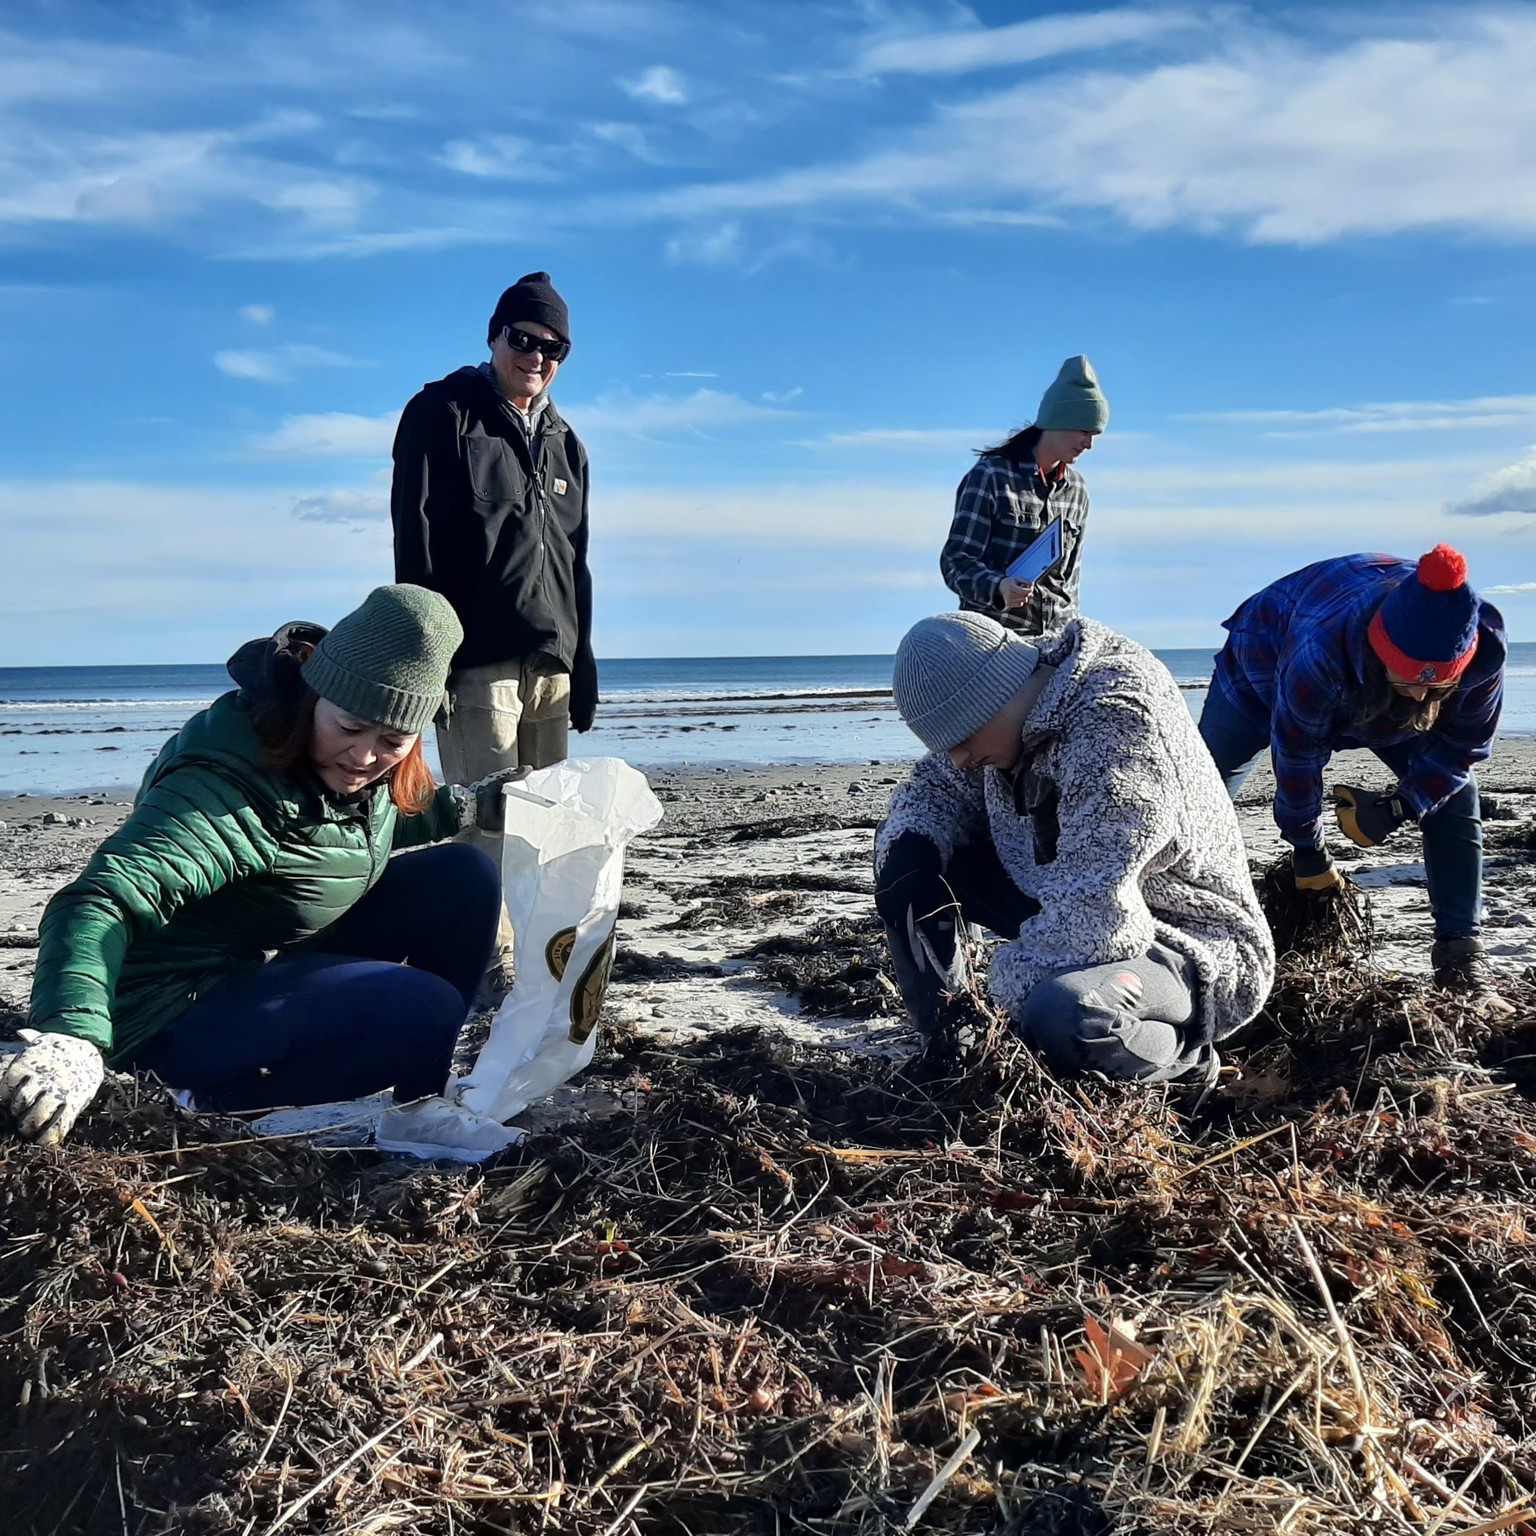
[3,645,1535,797]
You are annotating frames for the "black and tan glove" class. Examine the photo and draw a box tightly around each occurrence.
[1333,785,1410,849]
[1291,845,1343,895]
[452,766,535,833]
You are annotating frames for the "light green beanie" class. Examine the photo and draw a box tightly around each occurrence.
[301,584,463,735]
[1035,355,1109,434]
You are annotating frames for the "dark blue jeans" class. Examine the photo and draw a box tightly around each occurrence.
[134,842,502,1111]
[1197,679,1482,940]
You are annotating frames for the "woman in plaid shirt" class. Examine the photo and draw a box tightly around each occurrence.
[941,356,1108,636]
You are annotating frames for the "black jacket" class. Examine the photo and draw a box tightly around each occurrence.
[391,366,597,728]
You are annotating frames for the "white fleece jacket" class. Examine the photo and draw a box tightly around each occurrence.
[876,619,1274,1044]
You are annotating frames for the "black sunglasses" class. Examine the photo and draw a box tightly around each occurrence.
[502,326,570,363]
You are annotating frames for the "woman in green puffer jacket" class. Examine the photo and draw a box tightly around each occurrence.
[0,585,512,1145]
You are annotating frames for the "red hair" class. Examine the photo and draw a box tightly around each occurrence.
[260,688,437,815]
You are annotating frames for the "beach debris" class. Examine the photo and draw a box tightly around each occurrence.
[1258,851,1372,960]
[3,953,1536,1533]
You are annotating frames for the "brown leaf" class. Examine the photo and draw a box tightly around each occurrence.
[1074,1315,1155,1403]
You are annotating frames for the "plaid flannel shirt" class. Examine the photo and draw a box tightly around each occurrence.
[941,455,1090,635]
[1212,554,1507,849]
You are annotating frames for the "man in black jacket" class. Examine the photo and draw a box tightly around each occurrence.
[391,271,597,783]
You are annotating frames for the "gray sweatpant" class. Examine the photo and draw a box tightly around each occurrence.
[875,837,1207,1082]
[1016,941,1204,1083]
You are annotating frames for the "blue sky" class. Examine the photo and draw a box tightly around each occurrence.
[2,0,1535,664]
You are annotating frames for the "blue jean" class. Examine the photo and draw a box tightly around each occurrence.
[133,841,503,1110]
[1197,679,1482,939]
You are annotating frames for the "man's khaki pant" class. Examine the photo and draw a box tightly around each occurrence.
[436,655,572,784]
[437,656,572,985]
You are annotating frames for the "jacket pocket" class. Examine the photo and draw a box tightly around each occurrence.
[465,436,518,503]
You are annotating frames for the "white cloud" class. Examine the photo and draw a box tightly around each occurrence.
[571,388,791,437]
[292,489,389,522]
[1189,396,1536,437]
[665,221,745,267]
[257,177,369,227]
[240,303,275,325]
[213,344,361,383]
[0,477,394,663]
[622,65,687,106]
[251,411,399,457]
[440,134,554,180]
[1484,581,1536,596]
[805,426,983,451]
[7,444,1536,664]
[1448,448,1536,517]
[591,121,664,163]
[211,344,357,382]
[662,219,834,274]
[859,8,1197,77]
[255,225,500,259]
[0,111,367,233]
[630,12,1536,245]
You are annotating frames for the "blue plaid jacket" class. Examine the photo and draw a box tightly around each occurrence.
[941,455,1090,635]
[1212,554,1506,848]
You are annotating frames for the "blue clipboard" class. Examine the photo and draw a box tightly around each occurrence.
[1005,518,1063,584]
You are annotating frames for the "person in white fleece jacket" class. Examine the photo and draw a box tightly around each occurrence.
[876,611,1273,1081]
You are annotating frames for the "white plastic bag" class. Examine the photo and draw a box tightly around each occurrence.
[274,757,662,1162]
[452,757,663,1123]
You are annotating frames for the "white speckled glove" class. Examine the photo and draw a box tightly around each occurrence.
[0,1029,105,1145]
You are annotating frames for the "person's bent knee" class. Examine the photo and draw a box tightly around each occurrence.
[1015,975,1094,1076]
[417,839,503,915]
[371,967,465,1098]
[452,840,502,903]
[1015,975,1185,1082]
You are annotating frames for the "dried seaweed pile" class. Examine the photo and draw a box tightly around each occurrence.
[5,963,1536,1535]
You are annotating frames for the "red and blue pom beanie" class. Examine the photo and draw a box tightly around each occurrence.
[1367,545,1480,685]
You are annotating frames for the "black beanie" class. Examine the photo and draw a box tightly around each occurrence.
[487,271,570,347]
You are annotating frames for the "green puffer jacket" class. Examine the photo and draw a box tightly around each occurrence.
[27,640,462,1066]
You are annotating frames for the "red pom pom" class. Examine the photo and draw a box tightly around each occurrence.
[1418,544,1467,593]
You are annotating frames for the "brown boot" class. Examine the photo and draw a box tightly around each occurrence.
[1431,936,1493,993]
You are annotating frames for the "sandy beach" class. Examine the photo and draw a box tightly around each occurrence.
[5,743,1536,1043]
[5,749,1536,1534]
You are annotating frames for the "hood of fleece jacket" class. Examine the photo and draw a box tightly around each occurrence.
[226,621,328,740]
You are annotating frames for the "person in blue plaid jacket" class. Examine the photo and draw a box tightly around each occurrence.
[941,356,1108,636]
[1197,546,1507,992]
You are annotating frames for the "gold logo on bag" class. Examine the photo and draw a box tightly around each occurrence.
[546,928,577,981]
[569,928,616,1044]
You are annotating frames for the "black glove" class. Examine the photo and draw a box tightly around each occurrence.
[875,833,945,926]
[876,834,969,1032]
[1332,784,1410,849]
[570,657,598,734]
[469,766,533,832]
[1291,845,1342,894]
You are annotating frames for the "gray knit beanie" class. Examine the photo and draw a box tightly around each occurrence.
[892,612,1040,752]
[302,585,463,735]
[1035,355,1109,434]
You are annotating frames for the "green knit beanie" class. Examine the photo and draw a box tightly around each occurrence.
[1035,355,1109,434]
[301,585,462,735]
